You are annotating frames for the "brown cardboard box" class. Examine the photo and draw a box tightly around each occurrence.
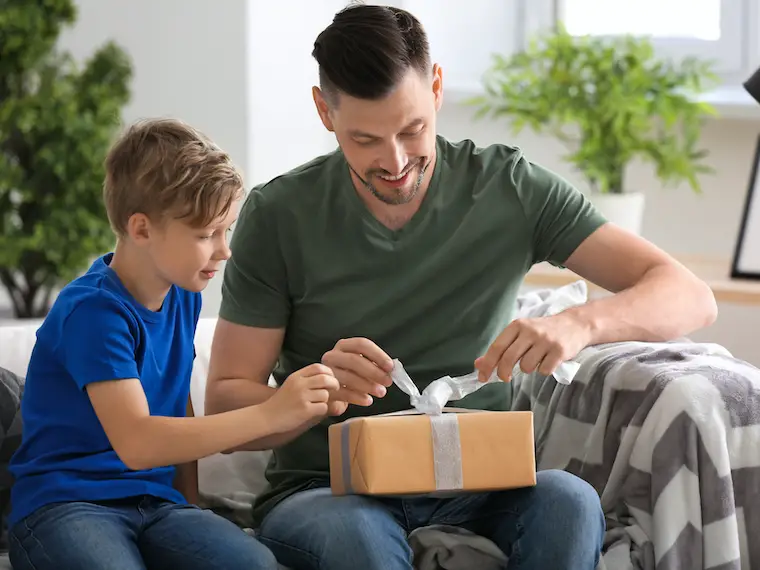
[329,409,536,496]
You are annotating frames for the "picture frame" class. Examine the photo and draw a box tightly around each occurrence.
[731,134,760,280]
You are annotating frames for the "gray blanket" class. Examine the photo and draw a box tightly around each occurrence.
[512,340,760,570]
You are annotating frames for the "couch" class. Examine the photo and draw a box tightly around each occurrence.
[0,283,759,569]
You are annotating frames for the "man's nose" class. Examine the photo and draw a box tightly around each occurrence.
[380,144,406,175]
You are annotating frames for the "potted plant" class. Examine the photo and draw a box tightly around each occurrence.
[466,24,718,234]
[0,0,132,319]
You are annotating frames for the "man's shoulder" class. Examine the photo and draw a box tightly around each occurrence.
[438,136,525,174]
[439,136,576,205]
[249,148,344,207]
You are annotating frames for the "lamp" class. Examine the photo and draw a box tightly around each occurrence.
[743,66,760,104]
[732,67,760,280]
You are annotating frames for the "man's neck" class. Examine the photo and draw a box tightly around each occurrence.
[351,153,437,231]
[109,241,171,311]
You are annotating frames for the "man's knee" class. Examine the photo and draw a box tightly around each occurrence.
[226,536,279,570]
[261,489,400,546]
[259,488,411,569]
[534,469,605,531]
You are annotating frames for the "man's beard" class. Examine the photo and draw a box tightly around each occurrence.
[348,159,430,206]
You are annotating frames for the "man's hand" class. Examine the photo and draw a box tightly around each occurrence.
[475,312,592,382]
[321,338,394,407]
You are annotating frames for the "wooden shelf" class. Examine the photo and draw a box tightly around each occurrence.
[524,256,760,306]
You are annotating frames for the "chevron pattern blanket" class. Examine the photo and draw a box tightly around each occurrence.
[512,340,760,570]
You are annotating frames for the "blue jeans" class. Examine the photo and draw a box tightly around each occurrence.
[9,495,278,570]
[259,469,605,570]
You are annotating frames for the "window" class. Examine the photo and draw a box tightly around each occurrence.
[554,0,748,75]
[401,0,753,108]
[562,0,721,40]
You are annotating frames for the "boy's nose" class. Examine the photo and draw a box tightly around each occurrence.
[215,241,231,261]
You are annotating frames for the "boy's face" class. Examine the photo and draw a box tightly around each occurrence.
[147,200,240,293]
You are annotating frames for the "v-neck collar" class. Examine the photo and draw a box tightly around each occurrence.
[341,136,445,244]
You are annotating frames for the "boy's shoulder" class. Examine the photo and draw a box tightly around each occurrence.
[54,253,198,321]
[40,253,196,342]
[43,264,139,339]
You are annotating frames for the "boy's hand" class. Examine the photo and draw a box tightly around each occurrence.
[264,364,340,432]
[327,400,349,416]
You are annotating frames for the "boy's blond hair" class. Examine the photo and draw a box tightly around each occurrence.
[103,118,244,236]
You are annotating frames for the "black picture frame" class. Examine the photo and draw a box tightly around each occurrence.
[731,134,760,280]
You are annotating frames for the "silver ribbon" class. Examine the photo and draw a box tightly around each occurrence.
[389,361,503,490]
[429,413,463,490]
[389,358,578,491]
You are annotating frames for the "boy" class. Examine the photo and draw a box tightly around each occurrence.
[7,118,339,570]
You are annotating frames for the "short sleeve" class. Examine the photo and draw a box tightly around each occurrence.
[219,187,291,328]
[511,154,607,266]
[58,294,139,390]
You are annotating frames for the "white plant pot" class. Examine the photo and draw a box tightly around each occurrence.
[590,192,646,235]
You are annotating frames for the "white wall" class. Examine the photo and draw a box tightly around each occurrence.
[246,1,340,187]
[2,1,757,368]
[60,0,251,179]
[55,0,253,317]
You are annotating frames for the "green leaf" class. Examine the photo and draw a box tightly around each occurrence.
[468,24,718,195]
[0,0,133,318]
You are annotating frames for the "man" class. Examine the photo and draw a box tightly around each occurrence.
[205,5,717,570]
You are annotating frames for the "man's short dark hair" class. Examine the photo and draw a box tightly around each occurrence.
[312,3,431,104]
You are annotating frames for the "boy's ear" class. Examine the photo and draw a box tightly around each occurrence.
[125,213,153,244]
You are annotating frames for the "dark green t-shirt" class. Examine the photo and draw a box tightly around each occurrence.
[219,136,606,525]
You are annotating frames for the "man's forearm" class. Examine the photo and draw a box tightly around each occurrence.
[567,263,718,345]
[205,379,317,452]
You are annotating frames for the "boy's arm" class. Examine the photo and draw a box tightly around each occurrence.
[62,294,338,471]
[86,365,337,471]
[172,397,199,503]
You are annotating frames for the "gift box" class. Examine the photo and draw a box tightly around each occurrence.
[328,407,536,496]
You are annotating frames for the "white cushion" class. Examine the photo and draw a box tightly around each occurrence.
[191,317,272,497]
[0,320,43,378]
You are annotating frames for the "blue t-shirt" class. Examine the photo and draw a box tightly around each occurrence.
[9,253,201,525]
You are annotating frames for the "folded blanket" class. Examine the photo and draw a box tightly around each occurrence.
[408,525,507,570]
[512,340,760,570]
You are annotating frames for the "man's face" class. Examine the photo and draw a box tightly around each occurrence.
[315,66,443,206]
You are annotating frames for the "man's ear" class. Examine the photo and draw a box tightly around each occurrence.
[432,63,444,112]
[312,86,335,132]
